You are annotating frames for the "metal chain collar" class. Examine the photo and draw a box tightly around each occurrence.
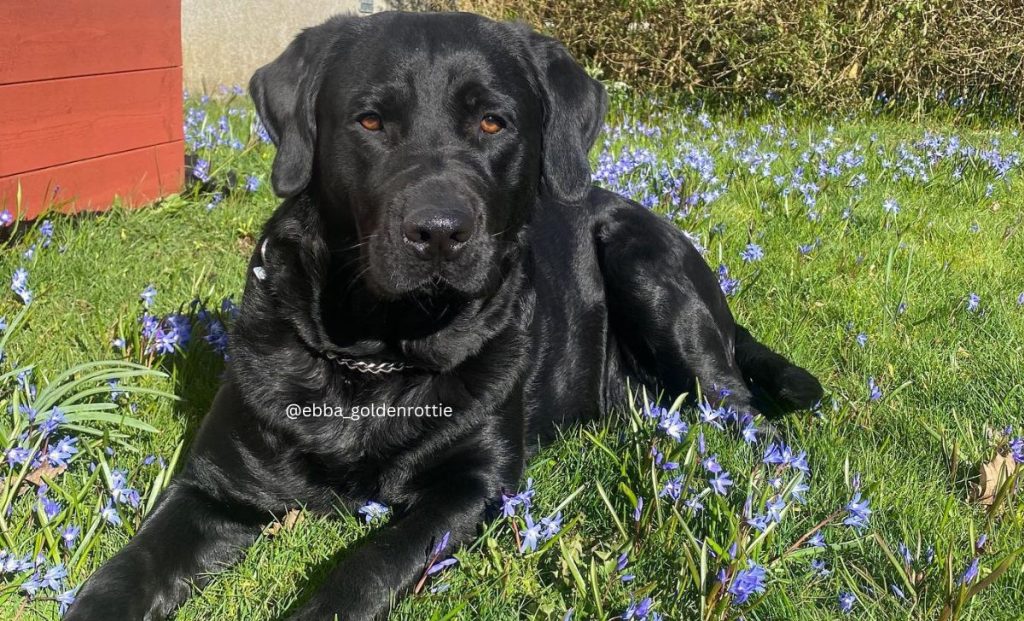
[326,353,411,374]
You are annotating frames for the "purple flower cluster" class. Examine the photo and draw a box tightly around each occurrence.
[500,479,563,553]
[134,285,238,360]
[726,561,767,605]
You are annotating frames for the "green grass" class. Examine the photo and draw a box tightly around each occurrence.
[1,95,1023,620]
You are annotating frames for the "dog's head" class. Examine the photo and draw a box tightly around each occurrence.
[250,12,606,300]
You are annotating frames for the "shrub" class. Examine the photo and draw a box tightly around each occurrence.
[449,0,1024,110]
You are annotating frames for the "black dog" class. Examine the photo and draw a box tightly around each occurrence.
[66,11,821,621]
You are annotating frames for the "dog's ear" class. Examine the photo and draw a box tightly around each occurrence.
[249,17,353,198]
[523,30,608,205]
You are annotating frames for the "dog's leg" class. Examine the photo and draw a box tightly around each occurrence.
[595,198,758,411]
[63,482,264,621]
[287,460,507,621]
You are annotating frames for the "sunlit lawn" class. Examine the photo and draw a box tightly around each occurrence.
[1,94,1023,620]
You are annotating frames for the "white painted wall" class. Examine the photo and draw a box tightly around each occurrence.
[181,0,391,90]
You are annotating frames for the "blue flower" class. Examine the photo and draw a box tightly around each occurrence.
[140,285,158,308]
[244,175,261,192]
[657,409,688,441]
[57,587,78,614]
[1009,437,1024,463]
[844,492,872,530]
[748,514,771,532]
[255,120,272,143]
[540,512,563,539]
[617,552,629,574]
[697,400,724,428]
[110,469,141,507]
[710,470,733,496]
[501,478,535,518]
[790,480,810,503]
[644,402,667,420]
[838,591,857,613]
[763,442,793,466]
[868,376,883,401]
[520,512,542,553]
[882,198,900,215]
[740,243,764,262]
[45,436,77,468]
[808,531,826,547]
[204,318,229,355]
[0,209,14,226]
[425,532,457,576]
[19,404,37,423]
[20,573,45,596]
[426,557,457,575]
[684,495,704,513]
[622,597,656,619]
[192,158,211,182]
[959,558,980,585]
[39,407,65,437]
[100,500,122,526]
[5,446,32,467]
[660,477,684,501]
[966,293,980,313]
[60,525,80,549]
[717,264,741,296]
[41,563,67,590]
[146,312,192,355]
[897,542,914,565]
[0,551,33,574]
[702,454,723,474]
[765,495,786,523]
[856,333,868,347]
[35,220,54,247]
[811,559,830,576]
[357,500,389,523]
[11,267,32,304]
[741,421,758,444]
[728,562,767,605]
[39,493,62,520]
[431,531,451,558]
[762,442,808,472]
[205,192,224,211]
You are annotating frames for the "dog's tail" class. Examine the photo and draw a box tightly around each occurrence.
[734,324,823,412]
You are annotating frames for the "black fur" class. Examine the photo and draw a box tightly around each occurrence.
[65,11,821,621]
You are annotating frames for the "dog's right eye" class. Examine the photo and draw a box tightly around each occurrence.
[358,114,383,131]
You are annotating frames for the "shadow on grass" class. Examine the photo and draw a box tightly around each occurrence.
[267,518,383,621]
[158,329,229,450]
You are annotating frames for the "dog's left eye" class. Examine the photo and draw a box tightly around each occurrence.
[480,115,506,134]
[358,113,383,132]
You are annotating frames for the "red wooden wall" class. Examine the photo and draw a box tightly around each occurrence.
[0,0,184,221]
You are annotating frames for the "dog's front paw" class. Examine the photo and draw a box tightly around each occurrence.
[62,570,163,621]
[62,591,147,621]
[287,597,375,621]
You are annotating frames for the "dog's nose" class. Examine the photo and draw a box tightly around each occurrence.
[401,207,475,260]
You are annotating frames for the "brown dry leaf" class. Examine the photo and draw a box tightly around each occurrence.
[237,234,256,255]
[972,453,1016,505]
[262,509,303,537]
[19,463,66,493]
